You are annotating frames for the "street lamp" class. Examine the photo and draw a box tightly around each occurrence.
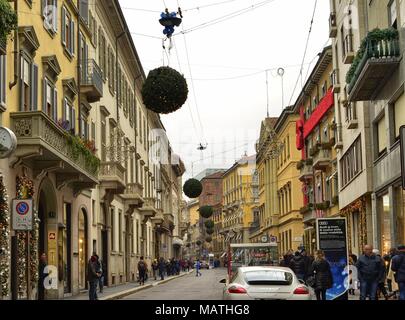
[277,68,285,110]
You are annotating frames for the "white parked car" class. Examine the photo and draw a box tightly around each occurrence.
[221,266,312,300]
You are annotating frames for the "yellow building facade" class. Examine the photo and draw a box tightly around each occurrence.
[222,155,256,245]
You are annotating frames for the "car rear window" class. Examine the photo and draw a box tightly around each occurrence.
[244,270,293,286]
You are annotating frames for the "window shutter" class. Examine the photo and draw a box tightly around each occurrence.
[53,88,58,121]
[62,98,67,121]
[72,106,76,133]
[43,78,47,112]
[61,7,66,46]
[71,20,75,55]
[41,0,46,18]
[19,56,24,111]
[31,64,38,111]
[53,0,58,32]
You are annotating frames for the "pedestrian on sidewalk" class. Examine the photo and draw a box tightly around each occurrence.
[391,245,405,300]
[93,253,104,294]
[289,251,306,281]
[152,259,159,280]
[300,249,314,282]
[38,253,49,300]
[196,259,202,277]
[88,254,101,300]
[356,245,384,300]
[372,249,389,300]
[175,259,180,275]
[138,256,147,285]
[310,250,333,301]
[158,257,166,280]
[386,248,399,299]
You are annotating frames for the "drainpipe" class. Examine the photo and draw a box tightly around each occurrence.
[9,0,19,89]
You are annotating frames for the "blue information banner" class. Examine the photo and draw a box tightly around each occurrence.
[316,218,349,300]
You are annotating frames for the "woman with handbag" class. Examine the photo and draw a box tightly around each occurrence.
[311,250,334,300]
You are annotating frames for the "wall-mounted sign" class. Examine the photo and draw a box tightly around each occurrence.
[12,199,33,231]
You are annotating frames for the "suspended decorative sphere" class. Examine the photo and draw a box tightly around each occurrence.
[204,220,214,229]
[206,228,214,235]
[205,236,212,243]
[183,179,203,198]
[142,66,188,114]
[199,206,213,219]
[196,240,202,246]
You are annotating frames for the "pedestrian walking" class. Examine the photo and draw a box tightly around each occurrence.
[138,256,147,285]
[158,257,166,280]
[391,245,405,300]
[300,249,314,281]
[289,251,306,281]
[38,253,49,300]
[87,254,101,300]
[196,259,202,277]
[281,250,294,267]
[310,250,333,301]
[348,256,359,295]
[356,245,385,300]
[372,249,389,300]
[175,259,180,275]
[152,259,159,280]
[93,253,104,293]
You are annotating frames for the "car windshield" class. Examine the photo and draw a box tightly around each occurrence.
[244,270,293,286]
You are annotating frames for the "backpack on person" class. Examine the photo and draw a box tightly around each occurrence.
[138,260,146,271]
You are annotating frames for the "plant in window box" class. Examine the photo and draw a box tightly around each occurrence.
[305,158,313,166]
[0,0,17,53]
[315,201,330,211]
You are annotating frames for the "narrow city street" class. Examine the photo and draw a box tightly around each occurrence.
[121,268,227,300]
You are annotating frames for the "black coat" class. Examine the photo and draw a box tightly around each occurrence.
[356,254,385,282]
[391,252,405,283]
[289,255,306,276]
[312,259,333,290]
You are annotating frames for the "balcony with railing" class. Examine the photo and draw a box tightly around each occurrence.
[80,59,103,103]
[99,161,126,194]
[343,33,355,64]
[331,69,340,93]
[329,12,337,38]
[333,124,343,149]
[10,111,99,192]
[249,219,261,235]
[347,31,401,102]
[313,147,332,171]
[121,182,144,207]
[139,197,157,219]
[298,158,314,182]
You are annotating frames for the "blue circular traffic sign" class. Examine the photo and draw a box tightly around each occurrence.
[16,201,29,216]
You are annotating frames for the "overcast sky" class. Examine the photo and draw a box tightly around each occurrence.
[119,0,330,180]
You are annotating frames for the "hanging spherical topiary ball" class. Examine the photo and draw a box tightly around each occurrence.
[206,228,214,235]
[205,236,212,243]
[196,240,202,246]
[183,178,203,198]
[199,206,213,219]
[141,66,189,114]
[186,243,191,248]
[204,220,214,229]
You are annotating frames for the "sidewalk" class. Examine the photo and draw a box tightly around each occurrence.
[64,270,194,300]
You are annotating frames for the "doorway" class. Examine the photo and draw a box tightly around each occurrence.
[78,208,88,290]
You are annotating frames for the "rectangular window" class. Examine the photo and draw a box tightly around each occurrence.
[394,93,405,139]
[42,0,58,33]
[62,98,75,132]
[61,6,75,56]
[111,207,115,251]
[340,136,362,188]
[43,78,57,121]
[377,116,387,155]
[92,199,96,225]
[101,118,106,161]
[118,210,122,252]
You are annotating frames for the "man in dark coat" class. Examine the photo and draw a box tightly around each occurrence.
[300,249,314,281]
[289,251,306,281]
[391,245,405,301]
[158,257,166,280]
[87,254,101,300]
[356,245,385,300]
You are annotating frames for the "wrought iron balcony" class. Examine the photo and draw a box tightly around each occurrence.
[249,220,261,234]
[348,38,401,101]
[331,69,340,93]
[99,161,126,194]
[333,124,343,149]
[329,12,337,38]
[80,59,103,103]
[10,111,99,193]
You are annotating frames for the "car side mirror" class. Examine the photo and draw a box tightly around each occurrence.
[219,279,226,284]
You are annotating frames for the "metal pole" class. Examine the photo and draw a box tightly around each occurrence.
[265,70,269,118]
